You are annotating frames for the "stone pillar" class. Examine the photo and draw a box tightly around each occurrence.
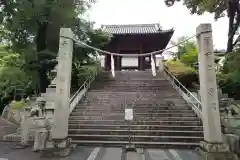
[196,23,237,160]
[52,28,73,139]
[45,28,75,157]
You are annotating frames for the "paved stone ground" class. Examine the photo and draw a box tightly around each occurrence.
[0,142,203,160]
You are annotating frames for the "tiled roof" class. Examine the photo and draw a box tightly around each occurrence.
[101,24,174,35]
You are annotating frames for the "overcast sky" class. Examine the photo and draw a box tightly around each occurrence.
[86,0,228,50]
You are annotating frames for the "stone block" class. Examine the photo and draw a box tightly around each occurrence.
[223,134,240,155]
[200,141,230,152]
[198,141,238,160]
[198,149,238,160]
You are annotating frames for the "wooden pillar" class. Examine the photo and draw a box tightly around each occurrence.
[113,55,117,70]
[105,55,111,71]
[119,56,122,71]
[104,55,108,70]
[116,56,121,71]
[138,57,141,70]
[139,44,143,70]
[153,54,157,68]
[196,23,237,159]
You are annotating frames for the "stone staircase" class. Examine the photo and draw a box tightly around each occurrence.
[68,71,203,148]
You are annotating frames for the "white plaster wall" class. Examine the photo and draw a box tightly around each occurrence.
[122,57,138,67]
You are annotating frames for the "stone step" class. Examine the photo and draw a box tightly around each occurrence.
[71,140,200,148]
[85,92,180,97]
[78,102,188,106]
[68,120,202,125]
[77,103,186,108]
[81,96,186,102]
[68,124,203,131]
[91,86,175,89]
[92,83,173,86]
[68,129,203,136]
[73,108,194,113]
[70,112,196,117]
[79,99,186,104]
[69,116,199,121]
[89,89,176,92]
[68,133,203,141]
[76,103,189,108]
[83,95,181,100]
[92,82,171,86]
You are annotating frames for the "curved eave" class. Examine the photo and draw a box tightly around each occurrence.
[107,28,175,36]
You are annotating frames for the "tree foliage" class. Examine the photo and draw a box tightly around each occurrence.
[164,0,240,52]
[0,0,110,94]
[0,0,110,112]
[179,41,198,67]
[165,60,198,89]
[217,50,240,99]
[0,46,32,112]
[171,37,198,67]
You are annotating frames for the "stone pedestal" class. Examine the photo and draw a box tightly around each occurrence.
[198,141,238,160]
[41,138,76,157]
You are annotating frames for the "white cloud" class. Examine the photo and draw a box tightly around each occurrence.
[86,0,228,50]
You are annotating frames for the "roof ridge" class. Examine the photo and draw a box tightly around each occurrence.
[102,23,159,27]
[101,23,174,35]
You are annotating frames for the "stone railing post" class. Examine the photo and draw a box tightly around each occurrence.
[196,23,237,160]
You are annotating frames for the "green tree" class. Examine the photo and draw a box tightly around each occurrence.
[179,40,198,67]
[171,37,198,66]
[0,46,32,111]
[164,0,240,52]
[0,0,109,94]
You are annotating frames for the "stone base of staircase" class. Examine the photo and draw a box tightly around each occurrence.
[197,141,238,160]
[2,133,34,143]
[0,118,19,141]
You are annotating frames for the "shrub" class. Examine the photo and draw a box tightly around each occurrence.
[180,51,198,67]
[10,100,27,110]
[0,51,32,113]
[218,51,240,100]
[71,61,101,91]
[165,60,198,89]
[218,71,240,100]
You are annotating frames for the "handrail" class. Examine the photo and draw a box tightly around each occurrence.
[69,70,99,113]
[163,67,203,119]
[70,76,94,103]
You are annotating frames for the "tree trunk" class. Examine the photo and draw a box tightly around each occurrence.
[227,1,236,52]
[227,0,240,52]
[36,22,49,93]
